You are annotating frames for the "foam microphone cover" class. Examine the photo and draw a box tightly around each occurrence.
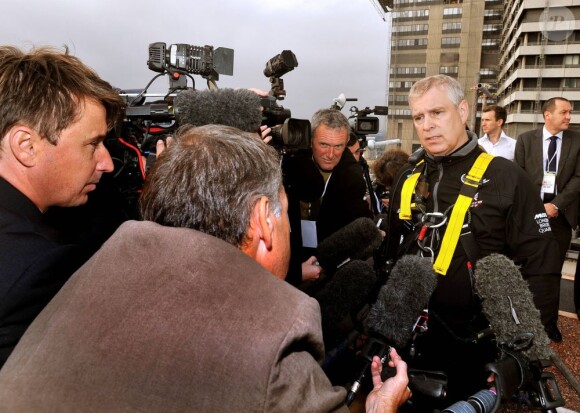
[473,253,553,361]
[364,255,438,349]
[316,260,377,344]
[316,217,382,275]
[174,88,262,133]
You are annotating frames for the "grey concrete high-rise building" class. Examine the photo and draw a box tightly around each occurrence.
[497,1,580,137]
[386,0,505,152]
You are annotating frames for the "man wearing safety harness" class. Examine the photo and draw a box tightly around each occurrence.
[386,75,561,405]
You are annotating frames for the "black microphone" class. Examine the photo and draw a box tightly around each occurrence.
[316,217,383,276]
[343,255,438,406]
[174,88,263,133]
[315,259,377,349]
[473,253,552,361]
[473,254,569,411]
[364,254,438,349]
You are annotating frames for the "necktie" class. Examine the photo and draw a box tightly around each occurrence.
[547,136,558,172]
[544,136,558,202]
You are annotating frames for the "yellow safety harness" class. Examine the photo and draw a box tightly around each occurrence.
[399,153,494,275]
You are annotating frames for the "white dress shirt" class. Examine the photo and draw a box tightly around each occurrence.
[542,127,563,173]
[478,131,517,160]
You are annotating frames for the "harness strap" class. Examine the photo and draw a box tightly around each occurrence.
[399,160,425,220]
[433,153,494,275]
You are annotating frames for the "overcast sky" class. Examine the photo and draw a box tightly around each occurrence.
[3,0,391,124]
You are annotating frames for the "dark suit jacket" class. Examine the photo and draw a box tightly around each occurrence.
[0,178,86,367]
[317,149,374,242]
[0,221,347,413]
[515,128,580,228]
[283,149,372,285]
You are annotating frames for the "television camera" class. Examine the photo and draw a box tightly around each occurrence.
[476,83,496,99]
[330,93,388,137]
[260,50,311,152]
[110,42,234,214]
[440,333,564,413]
[330,95,389,214]
[348,104,388,136]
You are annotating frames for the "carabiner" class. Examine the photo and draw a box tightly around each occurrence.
[421,212,448,229]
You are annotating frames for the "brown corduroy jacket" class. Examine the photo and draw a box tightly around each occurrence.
[0,220,347,413]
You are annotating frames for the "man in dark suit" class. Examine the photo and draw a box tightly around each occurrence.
[515,97,580,342]
[0,45,125,367]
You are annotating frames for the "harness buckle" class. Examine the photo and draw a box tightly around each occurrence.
[421,212,448,229]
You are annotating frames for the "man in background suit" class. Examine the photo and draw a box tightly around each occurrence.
[515,97,580,341]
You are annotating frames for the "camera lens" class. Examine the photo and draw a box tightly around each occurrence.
[468,389,496,412]
[442,400,478,413]
[441,389,496,413]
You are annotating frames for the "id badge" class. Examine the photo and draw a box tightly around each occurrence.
[301,220,318,248]
[542,172,556,194]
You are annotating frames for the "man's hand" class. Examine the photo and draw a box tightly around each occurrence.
[246,88,276,144]
[156,136,174,157]
[544,202,559,218]
[365,348,411,413]
[301,256,321,282]
[260,125,273,145]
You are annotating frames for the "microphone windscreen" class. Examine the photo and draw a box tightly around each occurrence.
[364,255,437,349]
[175,88,262,133]
[316,217,382,275]
[474,253,553,361]
[316,260,377,345]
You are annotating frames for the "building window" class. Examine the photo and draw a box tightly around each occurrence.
[392,24,429,34]
[482,24,501,34]
[483,9,502,18]
[391,108,412,117]
[441,37,461,47]
[443,7,463,17]
[563,78,580,88]
[394,0,444,5]
[393,9,429,20]
[442,22,462,32]
[564,55,580,66]
[482,38,499,48]
[479,68,497,78]
[390,67,427,77]
[390,81,414,89]
[391,38,428,48]
[440,66,459,74]
[389,95,410,104]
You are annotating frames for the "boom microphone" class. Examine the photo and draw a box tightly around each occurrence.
[364,254,438,349]
[315,260,377,348]
[174,88,263,133]
[316,217,383,276]
[343,255,437,406]
[473,254,570,411]
[473,254,553,361]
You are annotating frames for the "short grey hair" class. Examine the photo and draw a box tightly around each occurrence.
[310,108,351,136]
[140,124,283,248]
[409,75,465,106]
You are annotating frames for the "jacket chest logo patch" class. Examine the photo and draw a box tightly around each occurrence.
[460,173,490,185]
[471,192,483,208]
